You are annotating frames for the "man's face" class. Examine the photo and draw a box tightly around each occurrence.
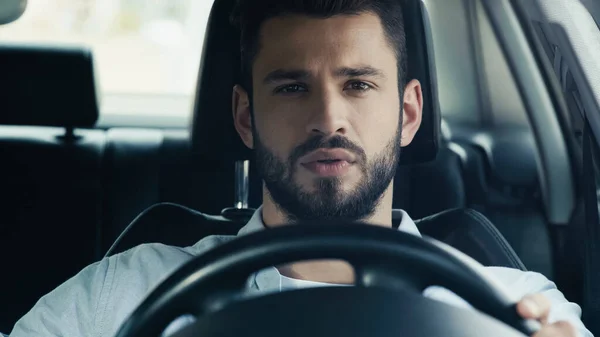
[233,12,422,222]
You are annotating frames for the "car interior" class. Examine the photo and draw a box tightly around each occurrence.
[1,0,599,335]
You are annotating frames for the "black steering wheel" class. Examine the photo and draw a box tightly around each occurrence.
[114,222,540,337]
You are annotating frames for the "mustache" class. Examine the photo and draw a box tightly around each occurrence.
[288,135,367,166]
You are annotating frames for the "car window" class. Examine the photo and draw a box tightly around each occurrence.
[0,0,214,127]
[527,0,600,140]
[528,0,600,221]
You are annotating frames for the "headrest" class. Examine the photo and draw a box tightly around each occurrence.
[0,0,26,25]
[0,45,99,128]
[191,0,440,165]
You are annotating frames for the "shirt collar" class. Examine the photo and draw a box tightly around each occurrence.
[237,206,269,236]
[238,206,422,238]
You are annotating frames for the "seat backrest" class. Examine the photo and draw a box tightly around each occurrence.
[105,203,242,257]
[0,45,103,332]
[100,129,238,252]
[105,203,526,272]
[393,145,467,219]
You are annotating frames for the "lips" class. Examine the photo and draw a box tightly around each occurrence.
[299,149,356,177]
[300,149,356,164]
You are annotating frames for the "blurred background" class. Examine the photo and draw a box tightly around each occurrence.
[0,0,214,126]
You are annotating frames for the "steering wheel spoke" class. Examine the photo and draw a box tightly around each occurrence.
[353,262,428,293]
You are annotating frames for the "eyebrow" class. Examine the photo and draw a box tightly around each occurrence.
[263,66,386,84]
[334,66,386,79]
[263,69,311,84]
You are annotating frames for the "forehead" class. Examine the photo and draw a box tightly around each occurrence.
[253,12,397,77]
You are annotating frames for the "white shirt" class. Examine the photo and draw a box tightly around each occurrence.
[7,207,593,337]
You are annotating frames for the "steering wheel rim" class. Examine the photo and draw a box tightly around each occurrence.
[114,222,539,337]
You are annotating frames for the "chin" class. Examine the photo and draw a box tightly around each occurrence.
[307,184,358,201]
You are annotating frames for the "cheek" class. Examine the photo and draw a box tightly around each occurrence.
[353,99,400,156]
[254,103,302,158]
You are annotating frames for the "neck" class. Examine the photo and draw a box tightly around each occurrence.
[261,182,395,283]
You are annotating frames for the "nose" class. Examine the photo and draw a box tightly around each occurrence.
[305,88,350,136]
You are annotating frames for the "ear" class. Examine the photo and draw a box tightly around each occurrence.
[400,79,423,147]
[232,85,254,149]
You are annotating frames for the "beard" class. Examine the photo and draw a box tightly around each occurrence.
[253,123,402,223]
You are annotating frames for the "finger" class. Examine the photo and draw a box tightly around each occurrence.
[517,294,552,322]
[532,321,577,337]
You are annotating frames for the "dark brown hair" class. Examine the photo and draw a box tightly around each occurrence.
[230,0,407,94]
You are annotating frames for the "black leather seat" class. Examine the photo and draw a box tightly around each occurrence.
[108,203,524,271]
[104,0,526,273]
[105,203,525,271]
[100,129,238,252]
[0,45,103,331]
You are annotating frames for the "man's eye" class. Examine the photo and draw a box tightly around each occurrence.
[346,81,372,92]
[275,84,307,94]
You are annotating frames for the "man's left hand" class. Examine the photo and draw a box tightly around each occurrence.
[517,294,577,336]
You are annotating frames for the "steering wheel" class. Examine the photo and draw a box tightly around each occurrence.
[114,222,540,337]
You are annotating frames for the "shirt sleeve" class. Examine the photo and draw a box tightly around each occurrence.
[488,267,594,337]
[8,257,114,337]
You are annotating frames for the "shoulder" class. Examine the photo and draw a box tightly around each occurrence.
[10,234,238,337]
[103,235,238,288]
[110,233,238,275]
[88,234,236,336]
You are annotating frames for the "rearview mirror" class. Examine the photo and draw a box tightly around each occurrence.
[0,0,27,25]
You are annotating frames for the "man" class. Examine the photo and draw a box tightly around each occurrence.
[7,0,592,336]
